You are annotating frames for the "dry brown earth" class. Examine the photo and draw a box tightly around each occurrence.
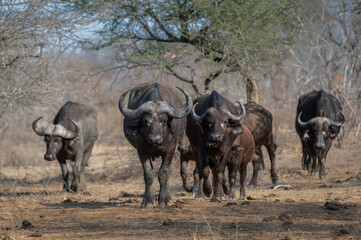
[0,133,360,240]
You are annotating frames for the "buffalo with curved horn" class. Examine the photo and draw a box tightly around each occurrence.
[186,91,246,200]
[32,101,99,193]
[118,82,192,208]
[295,90,345,179]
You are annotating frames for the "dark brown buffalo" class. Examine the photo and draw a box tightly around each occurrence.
[186,91,245,200]
[295,90,344,179]
[32,101,99,193]
[118,82,192,208]
[226,124,256,199]
[241,101,278,187]
[180,101,277,192]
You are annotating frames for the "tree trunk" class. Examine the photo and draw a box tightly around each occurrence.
[245,73,260,103]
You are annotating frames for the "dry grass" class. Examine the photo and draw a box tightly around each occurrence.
[0,130,360,239]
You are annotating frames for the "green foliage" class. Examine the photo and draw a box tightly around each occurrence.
[66,0,298,81]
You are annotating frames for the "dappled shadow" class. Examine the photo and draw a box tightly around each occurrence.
[20,200,360,239]
[41,201,123,209]
[0,190,59,197]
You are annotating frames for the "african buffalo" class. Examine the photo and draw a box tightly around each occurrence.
[180,101,277,191]
[32,101,99,193]
[240,101,278,187]
[118,82,192,208]
[295,90,345,179]
[186,91,245,200]
[226,124,256,199]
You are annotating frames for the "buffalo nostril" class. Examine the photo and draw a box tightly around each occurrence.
[44,154,55,161]
[149,135,163,146]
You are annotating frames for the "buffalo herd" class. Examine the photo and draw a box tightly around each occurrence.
[32,82,345,208]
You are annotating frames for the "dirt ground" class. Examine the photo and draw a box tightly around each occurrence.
[1,132,360,240]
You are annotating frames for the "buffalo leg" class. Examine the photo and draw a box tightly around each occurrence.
[200,148,212,197]
[239,161,248,199]
[78,146,93,195]
[222,169,229,196]
[258,149,265,170]
[58,159,70,192]
[192,167,199,194]
[180,157,192,193]
[139,151,155,208]
[311,155,318,176]
[212,166,226,200]
[158,150,174,206]
[301,141,308,170]
[319,142,332,179]
[249,159,260,187]
[227,160,239,200]
[212,155,228,201]
[194,152,205,199]
[71,151,84,193]
[267,142,278,185]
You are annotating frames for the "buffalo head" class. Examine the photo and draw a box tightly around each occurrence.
[191,101,246,148]
[32,117,79,161]
[297,112,344,151]
[119,86,192,147]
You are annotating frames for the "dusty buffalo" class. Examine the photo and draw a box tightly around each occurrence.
[118,82,192,208]
[226,124,256,199]
[32,101,99,193]
[186,91,245,200]
[295,90,345,179]
[240,101,278,187]
[180,101,277,192]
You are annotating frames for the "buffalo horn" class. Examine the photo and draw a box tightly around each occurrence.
[53,119,79,139]
[118,86,155,119]
[191,102,206,123]
[119,85,193,120]
[160,86,193,119]
[32,117,46,136]
[297,112,310,127]
[328,112,345,127]
[226,101,246,121]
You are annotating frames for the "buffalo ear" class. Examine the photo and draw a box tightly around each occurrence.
[167,118,173,128]
[125,124,138,137]
[230,122,243,135]
[302,130,310,142]
[231,145,244,153]
[329,126,338,139]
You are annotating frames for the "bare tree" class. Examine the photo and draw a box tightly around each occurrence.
[0,0,97,117]
[281,0,361,142]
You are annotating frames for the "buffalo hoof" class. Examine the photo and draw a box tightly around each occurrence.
[228,192,236,200]
[223,185,230,196]
[159,201,171,207]
[141,201,154,209]
[240,192,247,200]
[319,174,327,180]
[182,182,193,193]
[195,194,206,200]
[272,177,279,185]
[211,195,225,202]
[203,183,212,197]
[248,180,258,188]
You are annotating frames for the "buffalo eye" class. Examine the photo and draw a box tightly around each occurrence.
[161,118,168,125]
[142,118,152,126]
